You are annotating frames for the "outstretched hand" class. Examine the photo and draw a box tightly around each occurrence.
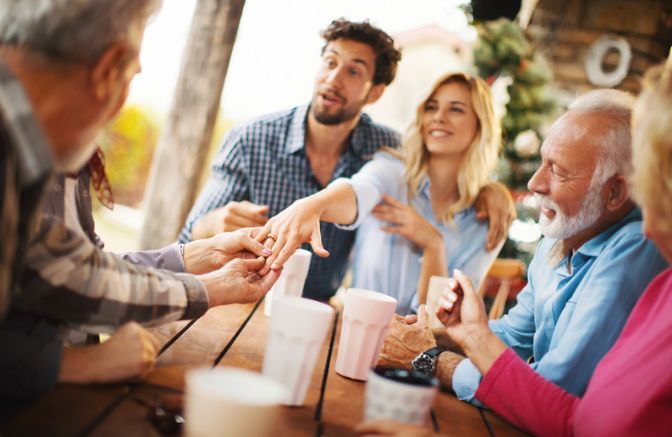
[258,198,330,271]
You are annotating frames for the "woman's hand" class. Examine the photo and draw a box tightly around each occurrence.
[372,195,442,251]
[435,269,507,374]
[259,197,330,271]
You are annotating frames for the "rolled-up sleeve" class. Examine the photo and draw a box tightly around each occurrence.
[334,152,405,230]
[15,218,209,332]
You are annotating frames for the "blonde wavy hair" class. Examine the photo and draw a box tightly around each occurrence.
[388,72,501,222]
[631,61,672,231]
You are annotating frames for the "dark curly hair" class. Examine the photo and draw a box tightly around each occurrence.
[320,18,402,86]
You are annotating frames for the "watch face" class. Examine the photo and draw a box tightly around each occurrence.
[412,354,434,376]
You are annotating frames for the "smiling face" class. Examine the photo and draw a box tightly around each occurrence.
[310,38,384,126]
[421,81,479,158]
[527,111,607,241]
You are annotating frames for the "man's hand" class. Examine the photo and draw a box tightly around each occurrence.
[191,201,269,240]
[199,257,281,307]
[259,198,330,271]
[183,228,272,274]
[59,322,161,384]
[355,419,436,436]
[372,195,443,251]
[474,182,516,251]
[377,306,437,369]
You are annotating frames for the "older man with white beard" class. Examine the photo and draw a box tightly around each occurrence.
[376,89,668,405]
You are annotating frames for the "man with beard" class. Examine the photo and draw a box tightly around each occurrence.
[376,89,668,405]
[179,19,513,300]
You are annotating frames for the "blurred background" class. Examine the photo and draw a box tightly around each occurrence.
[96,0,671,291]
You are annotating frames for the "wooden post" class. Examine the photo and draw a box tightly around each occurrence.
[140,0,245,249]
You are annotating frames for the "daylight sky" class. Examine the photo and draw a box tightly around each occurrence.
[128,0,473,122]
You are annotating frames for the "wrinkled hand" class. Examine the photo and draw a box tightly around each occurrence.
[183,228,272,274]
[474,182,516,251]
[259,198,330,271]
[60,322,161,384]
[191,201,269,239]
[372,195,442,251]
[200,257,281,307]
[355,419,435,436]
[377,306,437,369]
[435,270,490,350]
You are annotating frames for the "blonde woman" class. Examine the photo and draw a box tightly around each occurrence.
[262,72,505,313]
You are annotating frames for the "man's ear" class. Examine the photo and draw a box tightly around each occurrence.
[366,83,386,105]
[604,174,630,211]
[90,42,132,101]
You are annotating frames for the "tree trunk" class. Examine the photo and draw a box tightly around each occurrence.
[140,0,245,249]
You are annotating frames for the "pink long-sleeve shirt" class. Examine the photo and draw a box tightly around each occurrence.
[476,268,672,437]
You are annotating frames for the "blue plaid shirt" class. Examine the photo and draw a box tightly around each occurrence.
[179,104,400,300]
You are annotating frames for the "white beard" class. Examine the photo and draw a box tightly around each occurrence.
[535,186,605,241]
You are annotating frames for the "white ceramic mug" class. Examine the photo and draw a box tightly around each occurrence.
[426,276,453,330]
[262,296,334,406]
[264,249,312,317]
[365,367,438,425]
[335,288,397,381]
[184,367,288,437]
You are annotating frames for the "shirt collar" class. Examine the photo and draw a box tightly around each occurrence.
[284,103,377,159]
[577,207,642,257]
[284,104,310,155]
[0,61,52,187]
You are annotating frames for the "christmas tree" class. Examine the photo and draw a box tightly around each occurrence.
[473,18,558,266]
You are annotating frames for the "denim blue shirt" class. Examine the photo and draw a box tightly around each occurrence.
[336,152,499,314]
[453,207,668,403]
[179,105,399,300]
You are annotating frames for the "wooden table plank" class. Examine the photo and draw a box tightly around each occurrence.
[0,384,130,437]
[1,299,528,437]
[482,410,530,436]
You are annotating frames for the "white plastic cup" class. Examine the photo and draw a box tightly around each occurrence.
[365,367,438,425]
[335,288,397,381]
[262,296,334,406]
[184,367,289,437]
[426,276,454,330]
[264,249,312,317]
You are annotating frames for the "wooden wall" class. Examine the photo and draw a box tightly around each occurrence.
[527,0,671,96]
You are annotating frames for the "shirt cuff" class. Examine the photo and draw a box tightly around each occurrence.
[331,177,379,231]
[452,358,483,402]
[178,273,209,319]
[161,244,186,272]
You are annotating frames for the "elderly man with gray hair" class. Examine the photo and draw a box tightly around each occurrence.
[0,0,279,411]
[375,88,668,407]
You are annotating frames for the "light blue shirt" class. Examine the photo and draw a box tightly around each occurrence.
[453,207,668,403]
[335,152,499,314]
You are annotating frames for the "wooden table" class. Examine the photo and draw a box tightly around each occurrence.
[1,299,527,436]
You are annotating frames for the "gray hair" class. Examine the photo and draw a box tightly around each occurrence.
[568,89,635,186]
[0,0,161,63]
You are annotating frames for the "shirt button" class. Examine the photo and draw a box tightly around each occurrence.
[546,320,552,327]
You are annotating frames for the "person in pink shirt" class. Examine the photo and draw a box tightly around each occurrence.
[356,62,672,437]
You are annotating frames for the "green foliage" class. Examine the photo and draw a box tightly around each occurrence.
[98,105,159,207]
[474,18,557,189]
